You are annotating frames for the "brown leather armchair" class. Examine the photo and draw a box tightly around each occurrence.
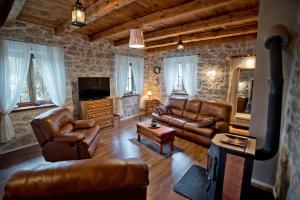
[31,107,101,162]
[3,158,149,200]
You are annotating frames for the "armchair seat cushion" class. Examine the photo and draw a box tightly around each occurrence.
[53,132,85,143]
[169,118,191,128]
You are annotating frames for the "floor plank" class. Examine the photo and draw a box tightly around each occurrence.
[0,117,208,200]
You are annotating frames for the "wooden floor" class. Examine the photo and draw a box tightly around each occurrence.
[0,117,208,200]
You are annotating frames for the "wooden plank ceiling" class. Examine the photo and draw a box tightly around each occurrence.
[3,0,259,51]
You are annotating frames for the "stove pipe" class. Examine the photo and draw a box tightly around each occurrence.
[255,25,289,160]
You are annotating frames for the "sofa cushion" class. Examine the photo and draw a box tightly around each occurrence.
[185,99,203,113]
[169,117,190,128]
[200,101,232,122]
[155,114,174,124]
[182,111,198,120]
[169,108,184,117]
[196,114,215,123]
[183,123,215,138]
[166,98,187,110]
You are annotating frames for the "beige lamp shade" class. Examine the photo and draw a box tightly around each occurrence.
[147,91,152,96]
[129,29,145,48]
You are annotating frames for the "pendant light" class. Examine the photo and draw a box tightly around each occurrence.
[129,29,145,48]
[71,0,86,27]
[177,37,184,51]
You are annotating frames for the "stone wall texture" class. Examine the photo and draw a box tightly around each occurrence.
[144,41,256,103]
[0,21,144,153]
[275,39,300,199]
[0,21,256,154]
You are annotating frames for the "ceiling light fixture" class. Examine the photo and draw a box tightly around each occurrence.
[129,29,145,48]
[71,0,86,27]
[177,37,184,51]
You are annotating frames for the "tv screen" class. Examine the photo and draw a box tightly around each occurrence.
[78,77,110,100]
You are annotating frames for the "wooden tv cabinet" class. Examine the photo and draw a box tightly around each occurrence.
[79,98,113,129]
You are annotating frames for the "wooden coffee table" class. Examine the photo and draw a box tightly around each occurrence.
[136,121,175,154]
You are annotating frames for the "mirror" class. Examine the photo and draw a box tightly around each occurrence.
[236,68,254,114]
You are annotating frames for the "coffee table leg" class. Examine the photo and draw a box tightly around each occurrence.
[137,134,141,142]
[171,140,174,152]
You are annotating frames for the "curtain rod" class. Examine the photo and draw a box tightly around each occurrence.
[4,38,66,48]
[113,53,146,58]
[161,54,200,59]
[231,54,256,58]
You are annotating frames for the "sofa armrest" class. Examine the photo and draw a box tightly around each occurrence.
[53,132,85,143]
[215,121,230,133]
[4,159,149,200]
[73,119,95,130]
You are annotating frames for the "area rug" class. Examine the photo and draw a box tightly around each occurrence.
[129,138,183,158]
[174,164,209,200]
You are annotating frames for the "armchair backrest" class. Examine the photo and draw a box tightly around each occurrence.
[31,107,74,147]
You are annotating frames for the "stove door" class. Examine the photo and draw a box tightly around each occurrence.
[207,148,219,200]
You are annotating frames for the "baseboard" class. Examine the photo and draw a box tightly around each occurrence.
[0,142,39,155]
[120,114,142,121]
[251,178,274,193]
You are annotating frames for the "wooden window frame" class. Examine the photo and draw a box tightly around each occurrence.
[173,62,186,94]
[17,54,52,108]
[124,63,136,96]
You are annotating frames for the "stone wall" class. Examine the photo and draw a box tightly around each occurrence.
[144,41,256,103]
[0,21,144,153]
[275,39,300,199]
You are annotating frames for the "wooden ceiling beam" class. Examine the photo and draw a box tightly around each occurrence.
[89,0,241,42]
[1,0,26,27]
[145,23,258,49]
[114,8,258,47]
[55,0,137,35]
[147,33,257,52]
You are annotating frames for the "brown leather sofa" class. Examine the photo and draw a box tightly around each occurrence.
[3,158,149,200]
[153,98,232,147]
[31,107,100,162]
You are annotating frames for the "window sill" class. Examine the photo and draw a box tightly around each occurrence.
[12,103,57,113]
[123,93,139,98]
[172,92,188,96]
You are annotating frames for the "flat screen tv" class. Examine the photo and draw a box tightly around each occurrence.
[78,77,110,100]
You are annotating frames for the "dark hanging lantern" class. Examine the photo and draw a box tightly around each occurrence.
[71,0,86,27]
[177,39,184,51]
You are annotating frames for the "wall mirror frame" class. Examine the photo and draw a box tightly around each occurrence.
[228,56,256,128]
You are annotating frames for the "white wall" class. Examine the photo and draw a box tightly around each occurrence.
[250,0,300,187]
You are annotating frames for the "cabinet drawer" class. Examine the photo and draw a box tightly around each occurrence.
[87,109,113,119]
[87,102,112,110]
[95,117,113,127]
[86,106,112,115]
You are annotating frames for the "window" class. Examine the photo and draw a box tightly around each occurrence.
[174,63,185,92]
[18,54,50,106]
[125,63,135,94]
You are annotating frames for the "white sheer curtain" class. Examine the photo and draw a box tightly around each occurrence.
[181,55,197,97]
[0,38,31,143]
[115,55,129,115]
[163,57,179,96]
[131,56,144,94]
[131,56,145,112]
[32,44,66,106]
